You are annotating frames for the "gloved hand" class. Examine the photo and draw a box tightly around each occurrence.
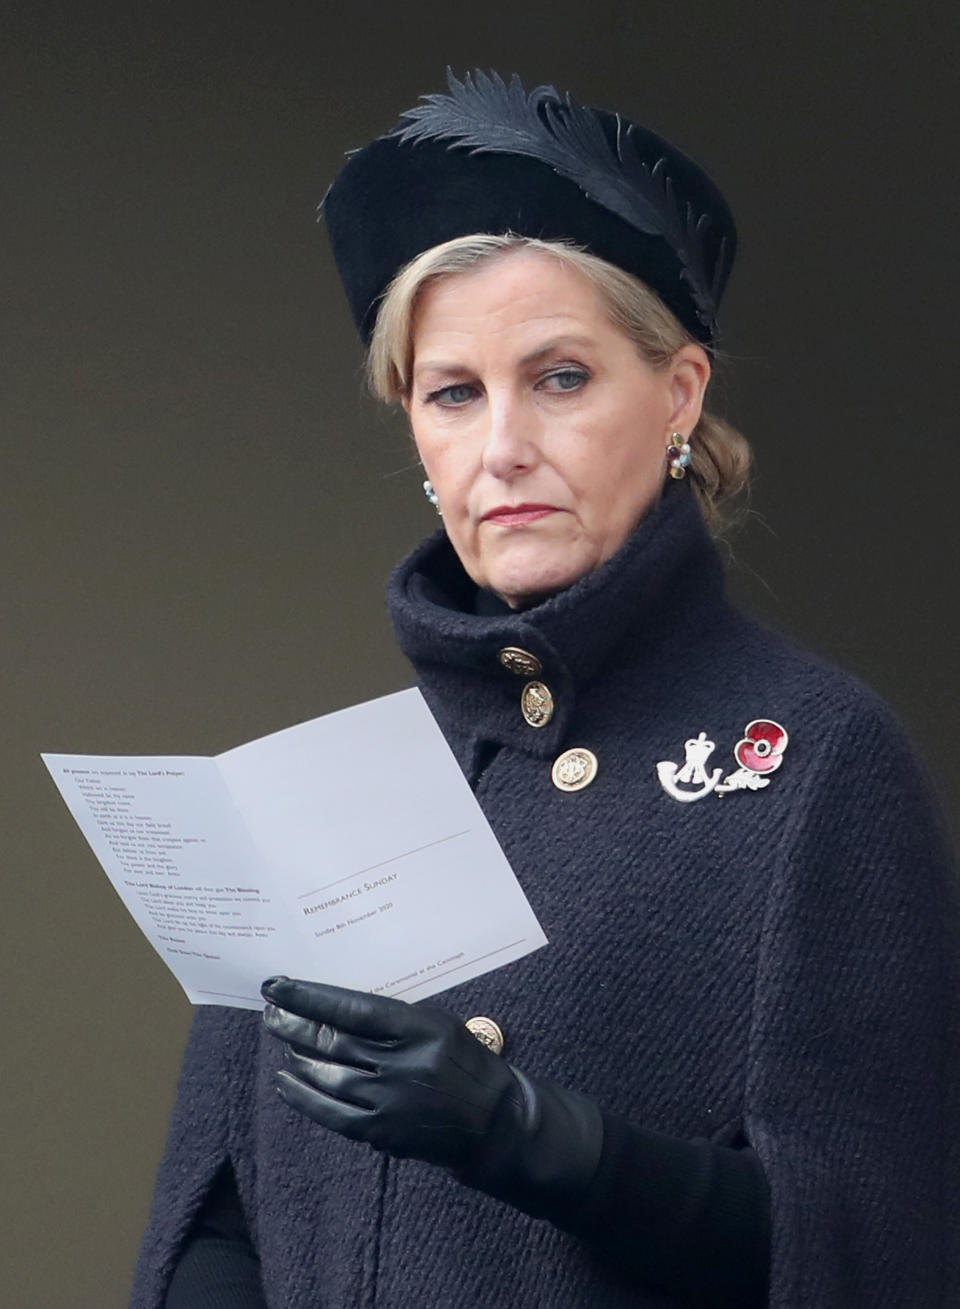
[260,976,604,1220]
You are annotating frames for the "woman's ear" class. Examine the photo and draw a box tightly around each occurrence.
[667,344,711,432]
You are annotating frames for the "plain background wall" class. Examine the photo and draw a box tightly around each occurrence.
[3,2,957,1303]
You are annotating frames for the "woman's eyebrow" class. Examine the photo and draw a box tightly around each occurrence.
[517,335,597,367]
[413,362,472,382]
[414,335,597,382]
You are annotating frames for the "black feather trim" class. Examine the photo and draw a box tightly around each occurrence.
[389,69,720,331]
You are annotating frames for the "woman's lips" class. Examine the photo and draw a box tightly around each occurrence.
[481,504,559,527]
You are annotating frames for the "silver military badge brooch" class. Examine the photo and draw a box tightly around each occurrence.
[656,720,789,803]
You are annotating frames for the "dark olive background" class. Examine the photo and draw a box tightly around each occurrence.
[3,2,957,1303]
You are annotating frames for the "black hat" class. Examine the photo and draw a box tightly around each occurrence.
[323,70,736,346]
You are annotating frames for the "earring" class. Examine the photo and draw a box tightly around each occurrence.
[423,479,442,515]
[666,432,691,480]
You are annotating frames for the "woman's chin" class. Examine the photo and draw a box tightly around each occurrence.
[484,557,593,610]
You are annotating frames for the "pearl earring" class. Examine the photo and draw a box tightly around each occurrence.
[666,432,692,479]
[423,480,442,514]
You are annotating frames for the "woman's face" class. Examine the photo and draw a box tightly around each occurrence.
[403,249,709,609]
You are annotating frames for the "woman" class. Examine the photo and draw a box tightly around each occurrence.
[134,72,959,1308]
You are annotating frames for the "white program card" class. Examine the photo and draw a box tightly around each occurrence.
[42,689,547,1008]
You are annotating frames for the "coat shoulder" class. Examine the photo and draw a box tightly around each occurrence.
[708,608,912,742]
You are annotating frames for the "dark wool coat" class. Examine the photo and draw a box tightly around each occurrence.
[131,483,960,1308]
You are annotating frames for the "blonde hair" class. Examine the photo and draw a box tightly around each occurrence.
[367,233,750,534]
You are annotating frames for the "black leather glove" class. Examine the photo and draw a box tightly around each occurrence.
[261,976,770,1306]
[260,975,603,1220]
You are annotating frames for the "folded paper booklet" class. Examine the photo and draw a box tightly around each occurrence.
[42,689,547,1008]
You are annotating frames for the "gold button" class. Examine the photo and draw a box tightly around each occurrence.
[551,748,598,792]
[521,681,554,728]
[465,1016,504,1055]
[498,647,542,678]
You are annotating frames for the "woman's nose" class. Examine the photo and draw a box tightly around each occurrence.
[480,394,541,479]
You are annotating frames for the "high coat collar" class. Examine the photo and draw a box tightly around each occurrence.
[386,482,729,774]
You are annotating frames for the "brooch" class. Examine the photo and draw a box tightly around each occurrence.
[656,720,789,803]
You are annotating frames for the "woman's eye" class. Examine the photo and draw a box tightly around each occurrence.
[542,369,588,392]
[427,383,476,406]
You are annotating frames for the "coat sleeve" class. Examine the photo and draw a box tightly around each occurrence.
[744,694,960,1307]
[129,1006,260,1309]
